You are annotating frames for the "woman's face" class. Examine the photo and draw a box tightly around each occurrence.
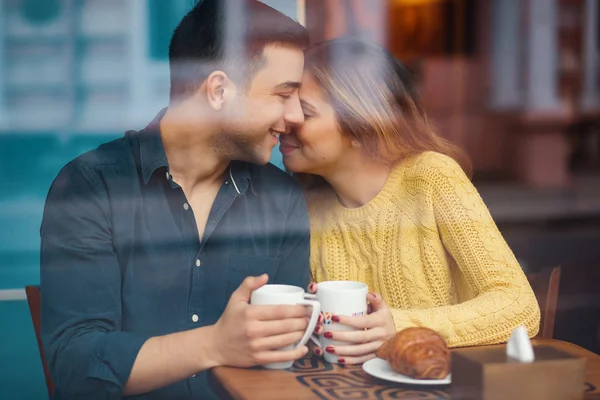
[279,72,354,175]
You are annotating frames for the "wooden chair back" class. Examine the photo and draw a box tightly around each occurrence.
[526,266,562,338]
[25,285,54,398]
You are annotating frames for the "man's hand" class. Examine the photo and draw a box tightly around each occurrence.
[207,274,310,368]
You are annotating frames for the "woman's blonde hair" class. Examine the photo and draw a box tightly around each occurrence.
[298,38,471,189]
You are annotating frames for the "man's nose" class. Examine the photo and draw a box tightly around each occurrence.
[283,95,304,128]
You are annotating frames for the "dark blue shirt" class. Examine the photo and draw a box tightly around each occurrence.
[40,111,311,399]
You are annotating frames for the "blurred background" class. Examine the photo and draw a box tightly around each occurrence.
[0,0,599,398]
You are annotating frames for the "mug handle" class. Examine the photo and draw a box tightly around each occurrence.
[294,300,320,349]
[302,293,321,348]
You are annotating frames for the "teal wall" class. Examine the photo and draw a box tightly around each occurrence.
[0,301,49,399]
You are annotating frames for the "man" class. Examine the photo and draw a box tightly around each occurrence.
[40,1,311,398]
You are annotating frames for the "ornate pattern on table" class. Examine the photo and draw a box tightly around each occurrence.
[289,355,598,399]
[289,356,335,373]
[291,356,448,399]
[585,382,597,395]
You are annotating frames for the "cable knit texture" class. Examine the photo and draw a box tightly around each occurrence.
[307,151,540,348]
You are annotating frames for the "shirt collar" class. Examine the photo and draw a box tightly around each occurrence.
[139,108,254,194]
[228,160,254,195]
[140,108,169,185]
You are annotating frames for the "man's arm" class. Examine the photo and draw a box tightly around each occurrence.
[273,184,311,288]
[41,161,310,398]
[41,160,152,398]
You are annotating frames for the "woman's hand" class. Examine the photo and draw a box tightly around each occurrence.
[323,292,396,364]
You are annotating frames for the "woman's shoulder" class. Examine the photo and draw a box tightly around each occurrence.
[399,151,467,182]
[392,152,473,199]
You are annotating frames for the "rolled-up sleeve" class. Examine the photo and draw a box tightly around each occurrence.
[40,160,150,399]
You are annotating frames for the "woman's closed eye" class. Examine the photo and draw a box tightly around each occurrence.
[300,99,318,119]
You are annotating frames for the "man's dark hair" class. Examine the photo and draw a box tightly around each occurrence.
[169,0,309,100]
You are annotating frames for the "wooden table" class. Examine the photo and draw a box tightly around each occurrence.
[209,339,600,399]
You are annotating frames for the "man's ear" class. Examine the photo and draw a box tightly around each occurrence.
[205,70,236,111]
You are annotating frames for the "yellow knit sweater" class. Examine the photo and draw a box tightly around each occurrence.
[307,151,540,348]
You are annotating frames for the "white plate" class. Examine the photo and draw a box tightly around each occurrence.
[362,358,451,385]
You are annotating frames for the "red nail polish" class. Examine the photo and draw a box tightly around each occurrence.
[324,331,333,339]
[325,346,335,353]
[338,358,345,364]
[315,348,322,356]
[332,316,340,323]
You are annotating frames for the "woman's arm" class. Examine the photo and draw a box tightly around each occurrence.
[389,153,540,347]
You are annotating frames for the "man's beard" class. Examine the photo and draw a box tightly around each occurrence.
[211,128,269,165]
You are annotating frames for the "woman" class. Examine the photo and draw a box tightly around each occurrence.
[280,39,540,364]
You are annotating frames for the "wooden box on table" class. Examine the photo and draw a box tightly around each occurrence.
[450,345,586,400]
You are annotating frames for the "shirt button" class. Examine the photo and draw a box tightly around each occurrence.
[192,374,196,378]
[183,203,189,211]
[166,171,170,180]
[192,314,199,323]
[225,181,229,185]
[195,259,201,267]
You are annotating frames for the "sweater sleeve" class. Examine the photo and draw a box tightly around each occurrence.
[389,153,540,347]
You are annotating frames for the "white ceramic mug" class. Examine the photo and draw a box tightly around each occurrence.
[250,284,321,369]
[307,281,368,363]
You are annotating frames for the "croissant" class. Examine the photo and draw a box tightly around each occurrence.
[376,327,450,379]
